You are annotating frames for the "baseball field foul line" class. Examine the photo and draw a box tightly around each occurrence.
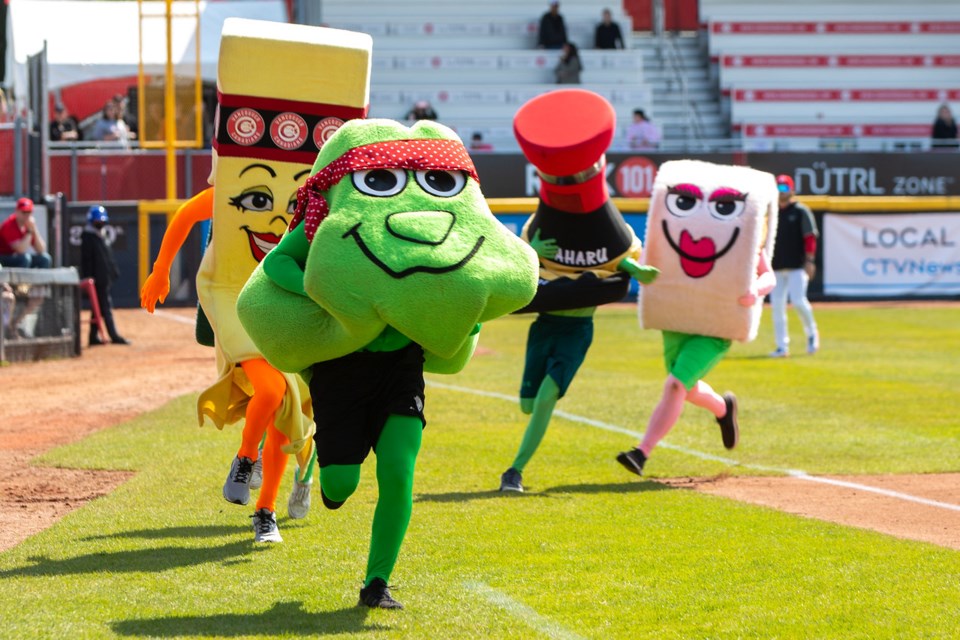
[427,381,960,513]
[148,308,197,325]
[465,582,588,640]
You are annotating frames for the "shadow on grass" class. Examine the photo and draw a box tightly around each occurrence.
[81,524,245,541]
[80,520,311,542]
[111,600,388,637]
[0,539,260,578]
[416,480,670,503]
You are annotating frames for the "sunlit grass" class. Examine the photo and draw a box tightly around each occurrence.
[2,304,958,638]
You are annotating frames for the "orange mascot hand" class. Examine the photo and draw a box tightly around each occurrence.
[140,188,215,313]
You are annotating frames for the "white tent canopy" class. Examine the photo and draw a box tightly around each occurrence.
[5,0,287,103]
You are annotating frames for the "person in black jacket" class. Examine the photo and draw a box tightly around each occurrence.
[594,8,625,49]
[537,1,568,49]
[81,205,130,345]
[931,103,958,149]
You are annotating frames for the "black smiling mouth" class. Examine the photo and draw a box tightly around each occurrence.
[662,219,740,263]
[343,223,486,279]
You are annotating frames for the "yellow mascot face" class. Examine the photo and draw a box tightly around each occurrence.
[205,17,373,291]
[215,158,309,267]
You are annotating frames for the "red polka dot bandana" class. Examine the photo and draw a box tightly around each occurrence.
[290,138,480,241]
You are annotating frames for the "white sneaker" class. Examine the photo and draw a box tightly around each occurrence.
[249,451,263,490]
[769,347,789,358]
[251,508,282,543]
[287,477,312,519]
[807,334,820,355]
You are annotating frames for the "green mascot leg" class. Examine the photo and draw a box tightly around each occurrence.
[320,464,361,504]
[511,376,560,472]
[364,414,423,586]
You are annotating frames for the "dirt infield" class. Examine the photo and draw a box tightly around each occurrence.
[1,307,958,552]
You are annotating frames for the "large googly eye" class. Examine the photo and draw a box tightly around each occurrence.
[414,170,467,197]
[352,169,408,197]
[709,199,746,220]
[665,192,700,217]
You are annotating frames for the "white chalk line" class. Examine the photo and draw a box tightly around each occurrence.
[464,582,587,640]
[427,380,960,513]
[145,308,195,325]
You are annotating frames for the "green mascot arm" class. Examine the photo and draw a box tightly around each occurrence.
[262,223,310,297]
[617,256,660,285]
[237,264,383,372]
[423,323,481,374]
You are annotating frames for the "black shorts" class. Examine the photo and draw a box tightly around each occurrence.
[520,314,594,400]
[309,342,426,467]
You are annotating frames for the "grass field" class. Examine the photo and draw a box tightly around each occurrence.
[1,304,958,639]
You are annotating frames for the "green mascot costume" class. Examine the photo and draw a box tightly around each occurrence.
[238,118,539,609]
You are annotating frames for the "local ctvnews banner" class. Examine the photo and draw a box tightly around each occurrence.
[824,213,960,296]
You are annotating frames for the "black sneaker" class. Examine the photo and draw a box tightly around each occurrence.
[320,486,345,510]
[717,392,739,450]
[499,467,523,492]
[358,577,403,610]
[223,456,255,505]
[616,448,647,476]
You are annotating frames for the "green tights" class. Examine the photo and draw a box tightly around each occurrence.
[319,414,423,587]
[511,376,560,472]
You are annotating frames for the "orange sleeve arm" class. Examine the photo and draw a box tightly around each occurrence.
[140,188,214,312]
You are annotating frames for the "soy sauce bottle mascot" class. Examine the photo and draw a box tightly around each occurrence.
[498,89,659,493]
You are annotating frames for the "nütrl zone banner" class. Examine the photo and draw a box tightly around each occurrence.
[824,212,960,296]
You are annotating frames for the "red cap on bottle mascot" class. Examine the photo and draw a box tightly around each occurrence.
[514,89,614,213]
[513,89,642,312]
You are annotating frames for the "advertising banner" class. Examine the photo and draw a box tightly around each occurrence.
[824,212,960,296]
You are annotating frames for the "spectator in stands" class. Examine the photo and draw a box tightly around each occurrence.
[81,205,129,345]
[594,8,625,49]
[0,198,51,269]
[49,104,82,142]
[469,132,494,152]
[0,88,11,123]
[90,99,133,146]
[537,1,567,50]
[626,109,661,149]
[0,198,52,340]
[0,283,14,337]
[554,42,582,84]
[404,100,438,123]
[769,174,819,358]
[931,103,958,150]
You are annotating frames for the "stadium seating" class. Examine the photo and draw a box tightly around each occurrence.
[699,0,960,149]
[318,0,655,152]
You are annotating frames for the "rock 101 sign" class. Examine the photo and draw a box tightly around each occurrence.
[614,156,658,197]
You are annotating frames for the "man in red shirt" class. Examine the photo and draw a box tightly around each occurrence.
[0,198,52,269]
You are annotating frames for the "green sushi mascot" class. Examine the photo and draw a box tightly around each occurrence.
[238,118,539,609]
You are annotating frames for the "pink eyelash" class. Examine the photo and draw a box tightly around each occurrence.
[709,187,746,201]
[669,183,704,199]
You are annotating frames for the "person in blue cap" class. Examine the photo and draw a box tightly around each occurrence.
[81,205,130,345]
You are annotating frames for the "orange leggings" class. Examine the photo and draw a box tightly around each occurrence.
[239,358,290,513]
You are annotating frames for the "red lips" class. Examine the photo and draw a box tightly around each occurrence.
[678,230,717,278]
[245,229,283,263]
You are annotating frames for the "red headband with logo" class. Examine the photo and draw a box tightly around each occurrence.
[290,138,479,241]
